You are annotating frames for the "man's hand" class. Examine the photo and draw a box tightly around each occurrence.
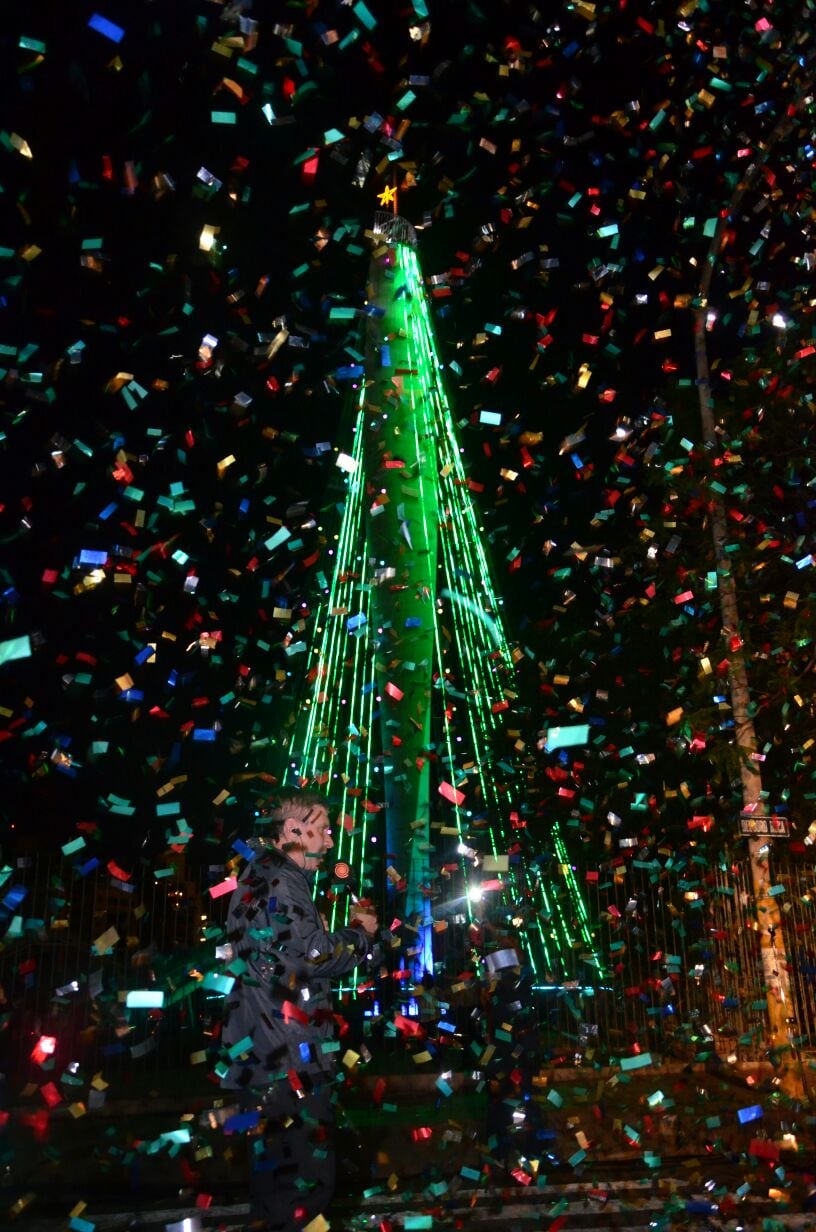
[349,903,378,937]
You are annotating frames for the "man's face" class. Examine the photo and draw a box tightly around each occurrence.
[277,805,334,869]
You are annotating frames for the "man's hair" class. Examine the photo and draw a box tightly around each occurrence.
[255,788,327,840]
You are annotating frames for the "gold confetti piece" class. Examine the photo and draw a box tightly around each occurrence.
[105,372,134,394]
[199,224,219,252]
[92,925,120,953]
[10,133,33,158]
[341,1049,360,1069]
[412,1050,433,1064]
[303,1215,329,1232]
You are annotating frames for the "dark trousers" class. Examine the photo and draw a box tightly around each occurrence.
[239,1076,336,1232]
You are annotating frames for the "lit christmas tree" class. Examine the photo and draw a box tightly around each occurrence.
[283,209,597,985]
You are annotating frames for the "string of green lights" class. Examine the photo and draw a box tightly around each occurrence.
[401,244,596,968]
[284,230,598,981]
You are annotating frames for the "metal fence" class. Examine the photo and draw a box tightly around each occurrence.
[0,854,232,1089]
[1,844,814,1092]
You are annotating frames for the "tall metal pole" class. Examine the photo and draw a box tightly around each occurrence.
[363,224,437,974]
[692,93,809,1094]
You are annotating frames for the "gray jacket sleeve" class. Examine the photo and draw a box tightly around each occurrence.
[237,863,372,980]
[289,921,373,977]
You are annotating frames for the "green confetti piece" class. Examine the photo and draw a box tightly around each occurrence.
[353,1,377,30]
[620,1052,652,1071]
[264,526,291,552]
[202,972,235,995]
[0,635,32,665]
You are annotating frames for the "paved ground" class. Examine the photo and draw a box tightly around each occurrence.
[8,1190,816,1232]
[5,1062,816,1230]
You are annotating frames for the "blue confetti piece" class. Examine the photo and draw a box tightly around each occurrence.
[738,1104,764,1124]
[88,13,125,43]
[223,1109,261,1133]
[2,884,28,912]
[69,1218,96,1232]
[79,549,107,566]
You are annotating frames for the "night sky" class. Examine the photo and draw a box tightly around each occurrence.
[1,0,815,868]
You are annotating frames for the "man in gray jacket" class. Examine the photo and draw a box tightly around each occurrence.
[221,790,378,1231]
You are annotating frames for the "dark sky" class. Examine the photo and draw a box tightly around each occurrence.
[1,0,815,864]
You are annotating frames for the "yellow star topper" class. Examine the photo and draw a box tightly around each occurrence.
[377,184,398,208]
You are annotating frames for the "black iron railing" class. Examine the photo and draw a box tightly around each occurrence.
[1,845,814,1093]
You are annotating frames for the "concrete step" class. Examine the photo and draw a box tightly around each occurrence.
[9,1180,816,1232]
